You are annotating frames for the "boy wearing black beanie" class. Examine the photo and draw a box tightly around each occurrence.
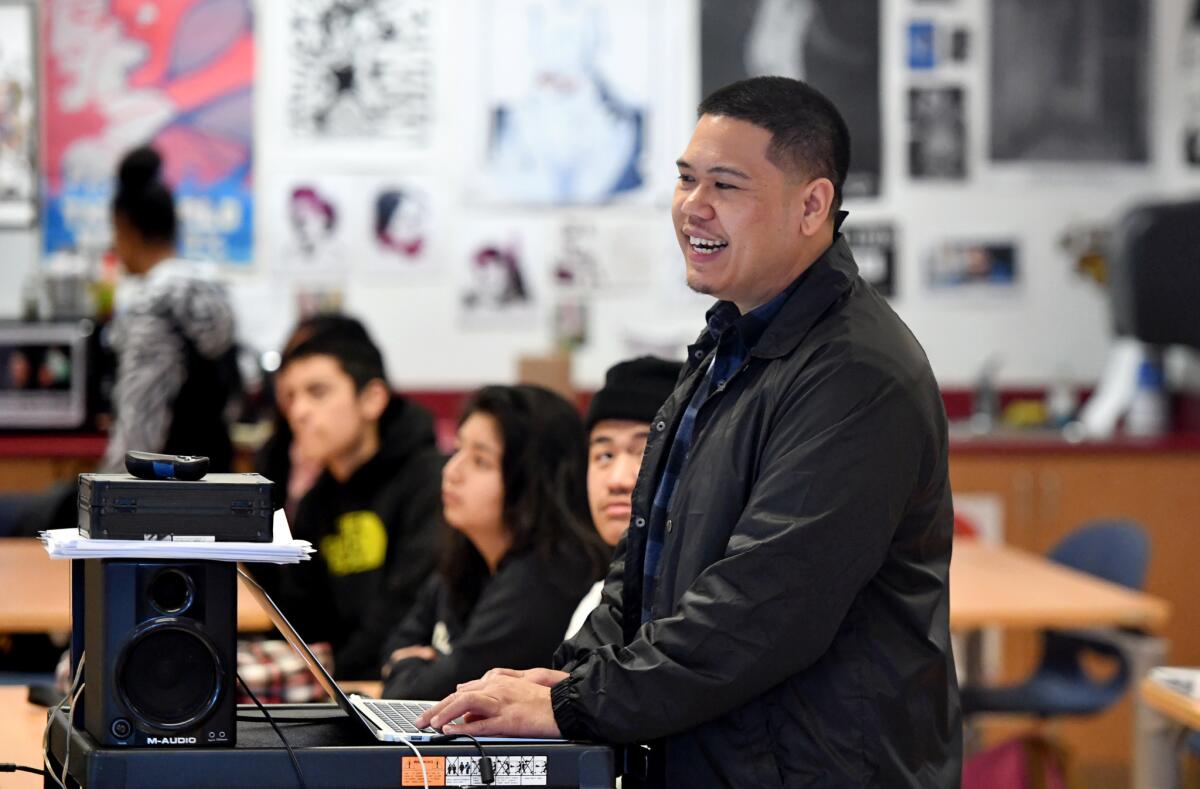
[566,356,681,637]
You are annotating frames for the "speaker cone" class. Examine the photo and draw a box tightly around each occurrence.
[117,621,223,730]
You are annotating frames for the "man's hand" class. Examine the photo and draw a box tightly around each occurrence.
[458,667,569,690]
[381,645,436,679]
[415,670,564,738]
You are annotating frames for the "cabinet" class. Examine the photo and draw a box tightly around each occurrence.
[950,438,1200,786]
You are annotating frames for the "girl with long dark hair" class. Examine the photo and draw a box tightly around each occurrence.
[381,385,608,700]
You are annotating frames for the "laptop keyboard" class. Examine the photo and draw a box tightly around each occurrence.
[361,700,437,734]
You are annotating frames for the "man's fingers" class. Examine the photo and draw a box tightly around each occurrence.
[425,691,501,730]
[442,717,498,737]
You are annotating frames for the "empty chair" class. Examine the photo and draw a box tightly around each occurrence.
[961,520,1150,717]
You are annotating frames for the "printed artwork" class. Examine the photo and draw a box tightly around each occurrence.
[275,180,347,275]
[285,0,434,145]
[0,1,36,226]
[370,184,430,266]
[926,241,1019,290]
[456,221,547,328]
[908,86,967,179]
[843,224,896,298]
[990,0,1149,163]
[481,0,654,205]
[1182,0,1200,165]
[41,0,255,263]
[550,219,656,293]
[701,0,883,199]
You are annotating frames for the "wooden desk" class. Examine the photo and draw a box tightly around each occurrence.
[0,685,51,787]
[950,541,1171,632]
[1138,676,1200,789]
[951,540,1171,789]
[0,538,271,633]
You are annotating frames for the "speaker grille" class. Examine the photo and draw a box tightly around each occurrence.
[118,623,222,730]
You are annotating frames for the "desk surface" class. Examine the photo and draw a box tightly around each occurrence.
[0,685,49,787]
[950,540,1171,632]
[1141,676,1200,731]
[0,538,271,633]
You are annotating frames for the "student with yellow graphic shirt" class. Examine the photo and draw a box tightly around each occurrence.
[256,316,443,680]
[380,385,609,700]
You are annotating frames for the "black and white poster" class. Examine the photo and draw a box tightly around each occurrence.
[843,224,896,297]
[1183,0,1200,166]
[286,0,435,146]
[908,86,967,180]
[990,0,1149,163]
[700,0,882,199]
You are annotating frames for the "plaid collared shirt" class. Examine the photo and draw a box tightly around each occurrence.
[640,284,797,623]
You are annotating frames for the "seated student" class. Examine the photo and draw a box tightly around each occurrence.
[252,317,443,680]
[381,385,609,701]
[566,356,681,638]
[254,314,368,520]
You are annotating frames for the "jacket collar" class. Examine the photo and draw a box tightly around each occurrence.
[750,233,858,360]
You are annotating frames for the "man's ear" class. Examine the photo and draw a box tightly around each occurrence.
[360,378,390,420]
[798,178,836,237]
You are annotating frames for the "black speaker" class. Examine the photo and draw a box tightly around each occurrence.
[83,559,236,747]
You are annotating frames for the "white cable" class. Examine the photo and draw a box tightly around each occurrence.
[43,651,84,789]
[61,682,84,788]
[400,737,429,789]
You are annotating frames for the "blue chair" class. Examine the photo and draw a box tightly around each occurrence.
[961,520,1150,718]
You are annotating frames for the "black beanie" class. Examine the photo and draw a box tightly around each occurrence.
[586,356,683,431]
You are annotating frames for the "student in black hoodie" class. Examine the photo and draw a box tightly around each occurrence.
[253,315,443,680]
[380,385,609,700]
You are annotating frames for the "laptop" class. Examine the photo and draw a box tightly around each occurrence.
[236,566,563,744]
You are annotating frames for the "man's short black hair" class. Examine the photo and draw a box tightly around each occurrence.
[279,314,386,392]
[697,76,851,210]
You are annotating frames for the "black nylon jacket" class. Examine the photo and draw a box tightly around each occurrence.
[550,236,962,787]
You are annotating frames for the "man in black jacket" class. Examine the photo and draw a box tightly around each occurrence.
[419,77,961,787]
[253,317,443,680]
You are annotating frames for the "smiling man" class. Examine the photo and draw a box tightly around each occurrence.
[419,77,961,788]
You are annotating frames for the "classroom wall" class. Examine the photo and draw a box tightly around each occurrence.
[6,0,1200,391]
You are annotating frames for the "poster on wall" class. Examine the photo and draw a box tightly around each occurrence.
[457,222,545,328]
[908,86,967,180]
[701,0,882,199]
[40,0,254,264]
[990,0,1148,163]
[363,179,436,274]
[550,218,658,293]
[1182,1,1200,166]
[285,0,435,147]
[0,1,36,226]
[926,240,1019,291]
[271,179,350,276]
[479,0,655,205]
[843,224,896,298]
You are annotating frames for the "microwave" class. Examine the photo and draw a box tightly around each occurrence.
[0,320,92,429]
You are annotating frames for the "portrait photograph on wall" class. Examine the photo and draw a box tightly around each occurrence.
[0,0,36,227]
[990,0,1149,163]
[908,85,967,179]
[700,0,883,199]
[479,0,655,205]
[40,0,255,263]
[284,0,435,148]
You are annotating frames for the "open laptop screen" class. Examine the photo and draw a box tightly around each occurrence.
[236,565,359,716]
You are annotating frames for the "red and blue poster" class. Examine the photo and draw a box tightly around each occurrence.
[41,0,254,264]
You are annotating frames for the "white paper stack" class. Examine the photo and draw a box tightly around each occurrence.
[40,510,314,564]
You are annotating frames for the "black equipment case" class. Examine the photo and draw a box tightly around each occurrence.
[77,473,274,542]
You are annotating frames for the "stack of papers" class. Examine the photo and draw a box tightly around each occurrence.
[40,510,314,564]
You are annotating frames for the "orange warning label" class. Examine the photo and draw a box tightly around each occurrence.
[402,755,445,786]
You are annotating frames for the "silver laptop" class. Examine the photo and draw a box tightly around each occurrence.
[237,566,562,743]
